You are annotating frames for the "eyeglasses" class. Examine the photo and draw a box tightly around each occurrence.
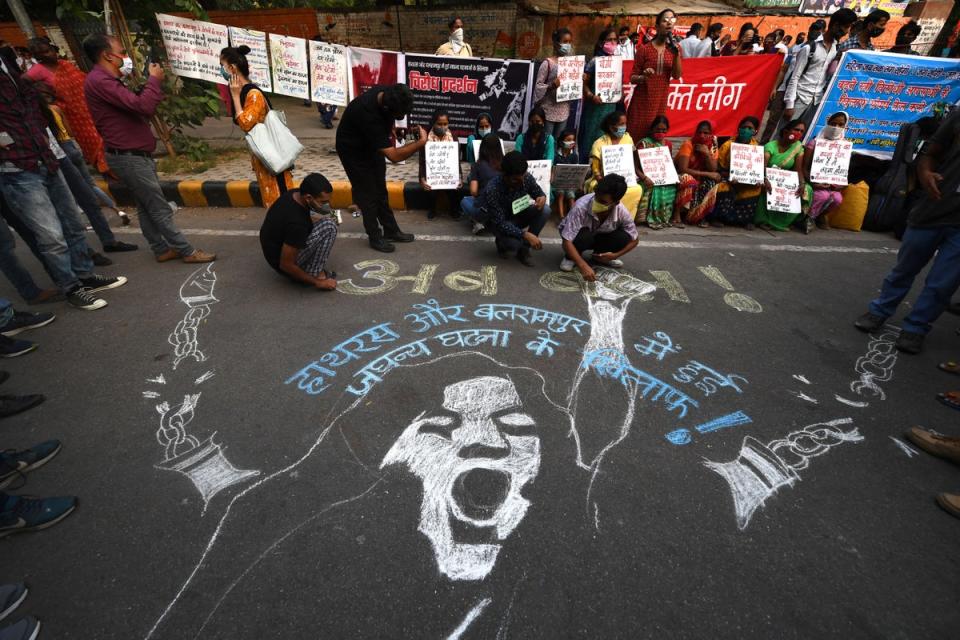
[662,16,677,22]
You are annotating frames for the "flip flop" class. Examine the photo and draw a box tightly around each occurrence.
[936,392,960,411]
[938,361,960,376]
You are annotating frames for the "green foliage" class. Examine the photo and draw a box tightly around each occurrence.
[157,76,223,159]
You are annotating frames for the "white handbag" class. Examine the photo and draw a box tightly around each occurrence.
[244,109,304,174]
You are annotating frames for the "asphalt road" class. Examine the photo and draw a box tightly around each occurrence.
[3,208,959,639]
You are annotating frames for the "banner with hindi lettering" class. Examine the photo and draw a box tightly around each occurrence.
[156,14,229,85]
[269,34,309,100]
[808,50,960,159]
[228,27,272,92]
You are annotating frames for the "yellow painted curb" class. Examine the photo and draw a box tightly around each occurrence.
[387,182,405,211]
[330,181,354,208]
[225,181,254,208]
[177,180,208,208]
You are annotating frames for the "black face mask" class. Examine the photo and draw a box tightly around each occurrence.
[868,26,885,37]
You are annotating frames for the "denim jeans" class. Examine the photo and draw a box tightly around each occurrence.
[105,153,193,256]
[869,225,960,335]
[461,195,480,221]
[0,216,42,301]
[0,166,92,292]
[62,140,117,209]
[59,144,116,247]
[0,298,12,327]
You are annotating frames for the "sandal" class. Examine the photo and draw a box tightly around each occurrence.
[698,220,710,228]
[938,361,960,376]
[671,221,686,229]
[936,391,960,411]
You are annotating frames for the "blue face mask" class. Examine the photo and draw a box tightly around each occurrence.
[614,125,627,137]
[558,43,573,55]
[220,66,231,81]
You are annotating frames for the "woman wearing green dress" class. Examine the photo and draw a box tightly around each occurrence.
[636,115,678,230]
[755,119,812,231]
[578,27,619,159]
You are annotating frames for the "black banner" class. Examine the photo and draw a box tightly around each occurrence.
[404,53,533,141]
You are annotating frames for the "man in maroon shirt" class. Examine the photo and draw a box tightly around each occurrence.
[82,34,215,264]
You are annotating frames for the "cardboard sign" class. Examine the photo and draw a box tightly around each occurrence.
[555,55,585,103]
[766,167,801,213]
[527,159,553,197]
[595,55,623,104]
[809,139,853,186]
[512,194,534,215]
[729,143,765,185]
[601,144,637,187]
[637,146,679,186]
[228,27,272,92]
[269,34,309,100]
[425,141,460,190]
[308,40,348,107]
[552,164,591,191]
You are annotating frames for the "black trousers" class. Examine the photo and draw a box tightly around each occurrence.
[494,206,550,254]
[339,154,400,242]
[568,227,632,256]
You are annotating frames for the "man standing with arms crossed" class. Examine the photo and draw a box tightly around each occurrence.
[83,34,215,264]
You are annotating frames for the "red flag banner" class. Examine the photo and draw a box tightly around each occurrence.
[623,55,783,137]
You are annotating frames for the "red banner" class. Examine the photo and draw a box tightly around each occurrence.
[623,54,782,137]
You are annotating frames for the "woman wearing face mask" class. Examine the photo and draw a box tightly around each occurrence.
[221,45,294,209]
[626,9,682,144]
[534,28,577,142]
[514,107,555,162]
[636,116,680,229]
[419,108,463,220]
[585,111,643,219]
[465,113,494,163]
[754,118,813,231]
[803,111,848,230]
[708,116,763,228]
[675,120,721,227]
[554,129,581,218]
[578,27,620,159]
[435,17,473,57]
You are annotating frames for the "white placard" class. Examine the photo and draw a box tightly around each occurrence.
[766,167,801,214]
[637,146,679,186]
[228,27,271,92]
[594,55,623,104]
[308,40,348,107]
[425,141,460,190]
[552,164,591,190]
[601,144,637,187]
[156,14,229,85]
[729,143,765,185]
[527,159,553,197]
[269,34,309,100]
[809,139,852,187]
[555,55,585,103]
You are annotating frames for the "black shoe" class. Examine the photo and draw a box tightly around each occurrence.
[895,330,924,355]
[103,240,138,252]
[0,336,36,358]
[427,210,437,220]
[517,249,534,267]
[90,252,113,266]
[369,239,396,253]
[0,311,55,337]
[853,312,886,333]
[79,274,127,293]
[66,287,107,311]
[0,394,44,418]
[385,232,415,243]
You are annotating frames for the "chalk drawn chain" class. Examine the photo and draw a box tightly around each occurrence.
[167,264,219,370]
[850,325,899,400]
[156,394,202,460]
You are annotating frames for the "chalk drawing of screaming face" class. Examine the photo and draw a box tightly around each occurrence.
[381,376,541,581]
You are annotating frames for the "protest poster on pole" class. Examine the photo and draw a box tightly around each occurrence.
[348,47,401,100]
[601,145,637,187]
[808,50,960,159]
[595,56,623,103]
[228,27,272,92]
[425,141,460,190]
[527,160,553,197]
[156,14,229,85]
[309,40,348,106]
[729,143,765,185]
[766,168,801,213]
[405,53,533,140]
[552,164,591,191]
[555,56,585,103]
[809,139,853,186]
[269,34,309,100]
[637,146,679,185]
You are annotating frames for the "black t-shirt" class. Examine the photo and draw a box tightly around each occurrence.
[335,85,393,171]
[909,110,960,228]
[259,189,312,272]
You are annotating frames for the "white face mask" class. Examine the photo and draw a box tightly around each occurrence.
[451,28,464,45]
[119,56,134,77]
[821,124,845,140]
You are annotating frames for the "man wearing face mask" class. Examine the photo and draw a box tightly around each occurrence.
[558,174,638,280]
[436,17,473,57]
[887,21,921,55]
[616,25,636,60]
[259,172,338,291]
[82,34,215,264]
[837,9,890,54]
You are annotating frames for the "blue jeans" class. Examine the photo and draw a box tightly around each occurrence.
[461,196,480,221]
[0,298,12,327]
[59,144,116,247]
[0,216,42,301]
[62,139,117,209]
[0,166,93,292]
[869,225,960,335]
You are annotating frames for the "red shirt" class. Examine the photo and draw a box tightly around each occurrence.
[0,62,58,173]
[83,65,165,153]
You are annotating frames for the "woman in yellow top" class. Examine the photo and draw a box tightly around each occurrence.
[584,111,643,218]
[220,45,294,209]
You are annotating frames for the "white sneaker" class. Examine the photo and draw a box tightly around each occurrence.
[472,222,485,235]
[560,257,575,272]
[606,258,624,268]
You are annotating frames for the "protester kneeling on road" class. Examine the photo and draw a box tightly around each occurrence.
[478,151,549,267]
[259,173,338,291]
[558,174,639,281]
